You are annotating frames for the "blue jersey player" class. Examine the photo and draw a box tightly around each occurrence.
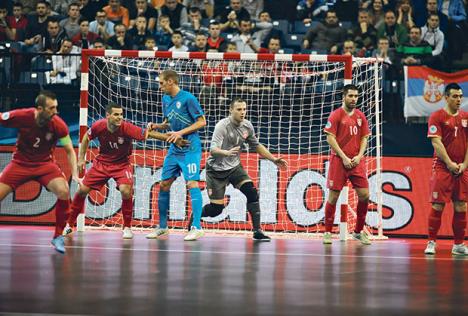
[146,69,207,241]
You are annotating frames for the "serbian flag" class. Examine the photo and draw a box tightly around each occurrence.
[404,66,468,118]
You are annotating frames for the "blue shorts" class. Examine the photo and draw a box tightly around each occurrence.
[161,151,201,181]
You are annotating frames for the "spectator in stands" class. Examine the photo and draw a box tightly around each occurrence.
[42,19,67,53]
[144,36,158,50]
[128,15,152,49]
[421,13,445,59]
[7,2,29,41]
[243,0,264,21]
[19,0,39,15]
[153,14,172,47]
[47,38,80,84]
[397,26,433,66]
[415,0,447,31]
[257,10,284,50]
[231,18,271,53]
[368,0,387,30]
[22,1,49,52]
[377,10,408,48]
[303,10,347,54]
[180,7,208,47]
[296,0,329,24]
[189,31,207,51]
[60,3,82,38]
[373,36,396,65]
[72,17,100,49]
[218,0,250,33]
[0,6,15,42]
[206,20,226,51]
[396,0,415,30]
[48,0,76,16]
[79,0,106,22]
[183,0,214,19]
[257,36,281,53]
[44,1,61,17]
[130,0,158,32]
[158,0,188,30]
[103,0,130,27]
[225,41,237,52]
[89,9,115,41]
[168,30,188,51]
[439,0,467,60]
[348,9,378,52]
[92,37,106,49]
[107,23,132,49]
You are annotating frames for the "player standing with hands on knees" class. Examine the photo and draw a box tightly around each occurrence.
[425,83,467,256]
[0,90,79,253]
[323,84,372,245]
[192,98,287,241]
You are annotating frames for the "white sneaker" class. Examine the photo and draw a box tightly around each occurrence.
[62,224,73,237]
[184,226,204,241]
[123,227,133,239]
[323,232,332,244]
[452,243,468,256]
[146,226,169,239]
[424,240,436,255]
[352,231,371,245]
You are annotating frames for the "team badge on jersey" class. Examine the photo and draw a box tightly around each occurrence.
[45,133,53,141]
[117,137,124,144]
[432,192,438,199]
[176,101,181,109]
[462,119,467,128]
[429,125,437,134]
[357,118,362,127]
[325,121,331,129]
[1,112,10,120]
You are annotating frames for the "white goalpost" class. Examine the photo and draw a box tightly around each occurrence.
[78,50,384,239]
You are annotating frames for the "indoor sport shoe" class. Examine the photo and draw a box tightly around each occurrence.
[323,232,332,244]
[253,230,271,241]
[184,227,204,241]
[146,226,169,239]
[452,243,468,256]
[424,240,436,255]
[122,227,134,239]
[51,235,66,254]
[62,224,73,237]
[352,231,371,245]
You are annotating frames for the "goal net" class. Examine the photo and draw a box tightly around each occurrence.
[79,50,383,238]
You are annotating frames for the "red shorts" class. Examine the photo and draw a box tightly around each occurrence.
[82,160,133,190]
[429,167,468,203]
[0,161,65,189]
[327,155,369,191]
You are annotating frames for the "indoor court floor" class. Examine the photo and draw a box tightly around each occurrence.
[0,226,467,316]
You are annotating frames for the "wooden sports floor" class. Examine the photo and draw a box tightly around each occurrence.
[0,226,467,316]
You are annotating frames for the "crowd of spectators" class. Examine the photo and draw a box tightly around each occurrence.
[0,0,466,85]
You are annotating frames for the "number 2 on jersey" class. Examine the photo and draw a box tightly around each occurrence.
[33,137,41,148]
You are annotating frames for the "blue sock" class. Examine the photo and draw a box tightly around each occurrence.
[189,188,203,229]
[158,191,170,229]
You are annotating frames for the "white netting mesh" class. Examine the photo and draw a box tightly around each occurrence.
[83,54,382,236]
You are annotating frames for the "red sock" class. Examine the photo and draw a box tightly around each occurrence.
[68,193,86,227]
[325,202,336,233]
[121,197,133,228]
[428,208,443,241]
[54,199,69,238]
[354,200,368,233]
[453,212,467,245]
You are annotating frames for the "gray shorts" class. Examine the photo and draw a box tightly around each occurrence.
[205,164,251,200]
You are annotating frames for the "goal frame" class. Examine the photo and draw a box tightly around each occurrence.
[78,49,384,239]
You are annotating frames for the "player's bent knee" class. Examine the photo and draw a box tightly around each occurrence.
[160,179,175,191]
[239,182,258,203]
[454,201,467,212]
[328,190,340,204]
[202,203,224,217]
[432,203,445,211]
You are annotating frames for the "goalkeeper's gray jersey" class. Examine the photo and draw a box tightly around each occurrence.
[207,117,260,171]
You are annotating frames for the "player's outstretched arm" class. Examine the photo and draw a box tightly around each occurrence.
[326,133,352,169]
[148,119,170,131]
[255,144,288,168]
[167,116,207,143]
[60,135,80,183]
[147,130,190,147]
[211,146,241,157]
[431,137,460,174]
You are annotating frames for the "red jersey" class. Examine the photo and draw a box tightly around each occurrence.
[0,108,68,165]
[88,119,146,165]
[324,107,370,158]
[427,109,468,168]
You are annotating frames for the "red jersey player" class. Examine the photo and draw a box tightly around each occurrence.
[425,83,467,256]
[323,84,371,245]
[64,102,188,238]
[0,90,79,253]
